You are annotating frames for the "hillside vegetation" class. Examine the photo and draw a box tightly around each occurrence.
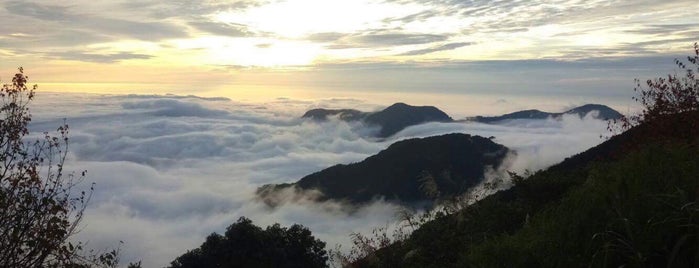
[341,43,699,268]
[258,133,509,207]
[347,115,698,267]
[302,103,453,138]
[468,103,623,123]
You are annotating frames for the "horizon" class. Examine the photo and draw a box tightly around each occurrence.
[1,1,697,267]
[26,92,613,266]
[0,1,697,105]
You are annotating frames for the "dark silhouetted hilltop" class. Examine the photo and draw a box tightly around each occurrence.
[469,104,622,123]
[347,111,699,267]
[562,103,623,120]
[302,103,453,138]
[257,133,509,206]
[301,108,368,121]
[364,103,453,138]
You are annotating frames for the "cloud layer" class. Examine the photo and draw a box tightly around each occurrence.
[0,0,695,65]
[30,93,610,266]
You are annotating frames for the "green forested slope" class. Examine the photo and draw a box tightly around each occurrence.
[354,117,699,267]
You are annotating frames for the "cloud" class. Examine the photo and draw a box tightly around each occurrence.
[352,33,448,46]
[306,32,348,43]
[398,42,473,56]
[119,94,231,102]
[383,10,443,24]
[189,21,254,37]
[3,1,188,42]
[326,32,450,49]
[383,0,698,52]
[0,30,113,49]
[29,93,612,267]
[4,1,70,20]
[46,51,153,63]
[625,23,699,35]
[124,0,265,19]
[121,99,230,117]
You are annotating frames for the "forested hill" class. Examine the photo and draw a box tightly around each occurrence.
[469,103,622,123]
[302,103,453,138]
[257,133,509,207]
[350,111,699,267]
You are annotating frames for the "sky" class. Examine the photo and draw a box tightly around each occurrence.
[0,0,697,106]
[4,1,696,265]
[29,93,611,266]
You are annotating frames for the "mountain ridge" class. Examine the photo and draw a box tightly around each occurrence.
[468,103,622,123]
[257,133,509,207]
[302,102,453,138]
[347,111,699,267]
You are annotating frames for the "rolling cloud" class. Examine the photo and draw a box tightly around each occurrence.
[398,42,473,56]
[188,21,255,37]
[47,51,153,63]
[29,93,611,266]
[4,1,188,41]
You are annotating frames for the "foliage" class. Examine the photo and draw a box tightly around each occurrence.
[329,168,514,267]
[338,44,699,267]
[0,68,131,268]
[466,143,699,267]
[0,68,88,267]
[259,133,509,206]
[612,42,699,139]
[170,217,328,268]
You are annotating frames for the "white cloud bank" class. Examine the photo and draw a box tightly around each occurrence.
[28,93,610,267]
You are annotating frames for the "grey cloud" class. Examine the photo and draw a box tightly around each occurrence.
[398,42,473,56]
[4,1,187,42]
[47,51,152,63]
[124,190,237,220]
[625,23,699,35]
[125,0,266,19]
[4,1,70,21]
[298,53,681,99]
[119,94,232,102]
[324,32,450,49]
[189,21,253,37]
[555,38,698,59]
[383,10,443,24]
[354,33,448,46]
[387,0,698,44]
[306,32,348,43]
[30,93,614,266]
[0,30,112,48]
[122,99,230,118]
[89,18,187,41]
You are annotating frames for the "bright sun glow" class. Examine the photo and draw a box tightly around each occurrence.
[213,40,321,67]
[0,0,695,88]
[214,0,425,38]
[169,36,321,67]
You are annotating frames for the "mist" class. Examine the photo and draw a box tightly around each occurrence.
[28,93,610,266]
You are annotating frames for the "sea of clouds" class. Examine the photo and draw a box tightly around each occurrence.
[28,93,610,267]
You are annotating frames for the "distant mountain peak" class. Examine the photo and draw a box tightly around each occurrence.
[365,103,453,137]
[301,103,454,138]
[301,108,367,121]
[469,104,622,123]
[387,102,410,108]
[563,104,623,120]
[257,133,510,207]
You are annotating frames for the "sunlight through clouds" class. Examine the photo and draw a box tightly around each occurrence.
[214,0,426,38]
[27,93,613,266]
[0,0,696,95]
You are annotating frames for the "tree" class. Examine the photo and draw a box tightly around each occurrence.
[613,42,699,139]
[170,217,328,268]
[0,68,124,267]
